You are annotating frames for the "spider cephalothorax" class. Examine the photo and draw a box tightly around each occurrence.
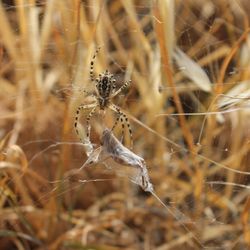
[74,47,133,148]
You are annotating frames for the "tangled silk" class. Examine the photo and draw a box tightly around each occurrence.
[81,129,153,192]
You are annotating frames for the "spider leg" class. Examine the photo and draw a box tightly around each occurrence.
[74,103,97,143]
[90,47,101,83]
[110,107,123,138]
[109,103,133,149]
[86,106,97,141]
[110,79,131,98]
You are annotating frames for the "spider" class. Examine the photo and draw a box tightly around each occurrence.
[74,47,133,148]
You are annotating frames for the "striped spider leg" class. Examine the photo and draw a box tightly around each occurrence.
[109,103,133,149]
[74,103,97,143]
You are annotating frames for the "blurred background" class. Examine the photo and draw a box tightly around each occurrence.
[0,0,250,249]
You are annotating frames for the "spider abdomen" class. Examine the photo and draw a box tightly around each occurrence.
[96,71,115,108]
[98,78,111,97]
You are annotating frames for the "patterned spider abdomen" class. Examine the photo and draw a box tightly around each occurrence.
[99,76,110,94]
[96,71,115,109]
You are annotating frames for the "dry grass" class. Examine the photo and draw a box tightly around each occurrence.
[0,0,250,249]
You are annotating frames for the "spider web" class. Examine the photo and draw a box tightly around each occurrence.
[1,0,250,249]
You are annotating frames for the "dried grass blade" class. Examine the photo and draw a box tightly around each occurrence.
[174,48,212,92]
[0,3,18,60]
